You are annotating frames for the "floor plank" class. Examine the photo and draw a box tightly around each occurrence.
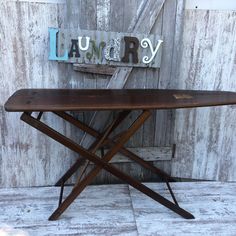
[0,182,236,235]
[129,182,236,236]
[0,185,137,236]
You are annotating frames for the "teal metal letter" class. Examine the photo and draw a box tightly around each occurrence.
[49,28,68,61]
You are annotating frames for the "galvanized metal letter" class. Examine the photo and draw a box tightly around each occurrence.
[104,38,121,61]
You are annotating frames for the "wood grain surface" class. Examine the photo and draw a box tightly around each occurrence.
[5,89,236,111]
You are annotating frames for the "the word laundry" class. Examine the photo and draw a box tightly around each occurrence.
[49,28,163,68]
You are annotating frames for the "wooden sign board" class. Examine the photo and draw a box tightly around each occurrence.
[49,28,163,68]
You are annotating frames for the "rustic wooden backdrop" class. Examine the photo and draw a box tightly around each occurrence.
[0,0,235,187]
[172,9,236,181]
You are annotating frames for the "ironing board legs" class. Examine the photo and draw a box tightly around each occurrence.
[20,111,194,221]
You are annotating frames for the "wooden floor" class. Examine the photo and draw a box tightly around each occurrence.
[0,182,236,236]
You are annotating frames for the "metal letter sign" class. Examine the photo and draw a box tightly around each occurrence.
[49,28,163,68]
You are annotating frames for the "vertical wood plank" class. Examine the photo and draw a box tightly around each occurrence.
[142,8,163,147]
[154,0,179,146]
[95,0,111,89]
[65,0,85,148]
[172,10,236,181]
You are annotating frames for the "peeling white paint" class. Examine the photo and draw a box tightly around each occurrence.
[97,0,110,31]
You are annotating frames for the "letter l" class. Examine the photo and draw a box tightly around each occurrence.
[49,28,68,61]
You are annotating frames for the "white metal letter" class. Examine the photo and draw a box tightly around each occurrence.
[141,38,163,64]
[78,36,90,51]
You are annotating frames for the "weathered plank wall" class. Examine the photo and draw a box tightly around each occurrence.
[2,1,235,186]
[0,1,79,187]
[0,0,182,187]
[171,10,236,181]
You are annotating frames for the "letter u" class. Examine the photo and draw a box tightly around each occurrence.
[78,36,90,51]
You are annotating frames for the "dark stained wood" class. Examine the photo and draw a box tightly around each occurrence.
[53,111,173,187]
[5,89,236,112]
[73,64,117,75]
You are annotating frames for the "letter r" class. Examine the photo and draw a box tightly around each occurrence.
[121,36,139,64]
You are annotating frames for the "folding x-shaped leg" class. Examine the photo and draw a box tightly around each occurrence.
[54,111,176,187]
[20,110,194,221]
